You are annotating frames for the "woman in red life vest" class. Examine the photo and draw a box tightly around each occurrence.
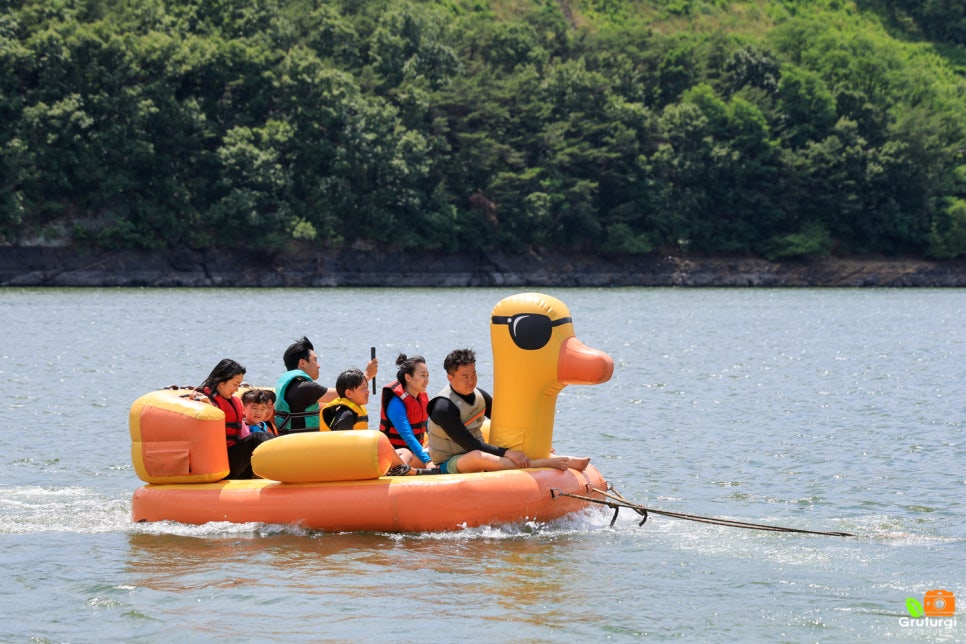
[379,354,434,469]
[193,358,273,479]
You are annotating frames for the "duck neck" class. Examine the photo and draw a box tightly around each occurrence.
[490,380,562,459]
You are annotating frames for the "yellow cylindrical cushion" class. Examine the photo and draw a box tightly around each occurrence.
[130,389,230,484]
[251,430,396,483]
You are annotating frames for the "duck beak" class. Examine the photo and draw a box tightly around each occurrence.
[557,336,614,385]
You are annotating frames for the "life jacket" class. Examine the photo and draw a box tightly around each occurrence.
[379,380,429,449]
[321,398,369,431]
[427,384,487,464]
[275,369,320,433]
[203,388,246,447]
[245,420,279,437]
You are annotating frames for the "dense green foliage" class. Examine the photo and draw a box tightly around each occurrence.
[2,0,966,257]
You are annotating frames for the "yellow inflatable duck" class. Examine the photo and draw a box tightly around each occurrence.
[489,292,614,459]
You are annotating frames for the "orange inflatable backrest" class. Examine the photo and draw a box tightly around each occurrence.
[130,390,230,484]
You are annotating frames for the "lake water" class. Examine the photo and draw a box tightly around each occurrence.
[0,287,962,642]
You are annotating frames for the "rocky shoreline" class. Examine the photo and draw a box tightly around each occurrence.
[1,246,965,287]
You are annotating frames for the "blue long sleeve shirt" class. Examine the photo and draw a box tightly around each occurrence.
[386,396,433,463]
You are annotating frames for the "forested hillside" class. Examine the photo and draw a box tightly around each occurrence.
[2,0,966,259]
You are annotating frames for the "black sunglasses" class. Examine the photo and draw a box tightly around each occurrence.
[491,314,573,350]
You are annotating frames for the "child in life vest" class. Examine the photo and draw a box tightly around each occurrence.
[321,368,375,431]
[242,388,280,436]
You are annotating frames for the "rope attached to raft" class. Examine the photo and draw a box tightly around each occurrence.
[551,482,854,537]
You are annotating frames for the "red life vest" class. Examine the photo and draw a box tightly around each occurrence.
[379,380,429,449]
[203,388,246,447]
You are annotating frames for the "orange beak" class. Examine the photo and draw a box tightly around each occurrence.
[557,336,614,385]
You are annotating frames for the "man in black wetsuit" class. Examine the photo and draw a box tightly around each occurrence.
[426,348,588,474]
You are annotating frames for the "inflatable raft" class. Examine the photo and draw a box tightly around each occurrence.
[130,293,614,532]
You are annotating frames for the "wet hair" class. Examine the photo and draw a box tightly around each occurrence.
[335,368,366,397]
[241,388,276,406]
[199,358,246,392]
[283,336,314,371]
[395,353,426,386]
[442,349,475,374]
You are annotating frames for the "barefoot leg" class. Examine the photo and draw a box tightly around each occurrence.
[530,456,572,471]
[530,455,591,471]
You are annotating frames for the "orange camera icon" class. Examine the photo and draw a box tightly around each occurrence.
[923,589,955,617]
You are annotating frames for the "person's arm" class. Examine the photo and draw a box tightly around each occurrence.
[364,358,378,381]
[474,389,529,466]
[288,379,332,408]
[428,397,505,457]
[386,397,433,463]
[481,389,493,417]
[328,407,357,431]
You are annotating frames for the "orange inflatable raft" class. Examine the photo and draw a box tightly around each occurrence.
[130,292,614,532]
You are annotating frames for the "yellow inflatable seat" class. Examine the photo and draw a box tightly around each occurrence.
[251,430,397,483]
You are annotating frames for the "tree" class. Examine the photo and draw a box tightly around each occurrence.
[928,197,966,258]
[775,66,836,148]
[647,84,782,254]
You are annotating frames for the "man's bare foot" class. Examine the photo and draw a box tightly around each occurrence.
[547,457,571,471]
[529,456,566,470]
[567,456,591,472]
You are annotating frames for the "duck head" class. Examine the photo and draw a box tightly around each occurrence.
[488,292,614,458]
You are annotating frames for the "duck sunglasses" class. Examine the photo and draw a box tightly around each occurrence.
[491,314,573,351]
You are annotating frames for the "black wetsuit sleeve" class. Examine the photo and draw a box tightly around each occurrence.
[328,407,356,431]
[428,391,505,457]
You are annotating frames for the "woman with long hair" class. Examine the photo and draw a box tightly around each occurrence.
[194,358,273,479]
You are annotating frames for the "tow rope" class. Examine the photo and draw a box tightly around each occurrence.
[551,482,853,537]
